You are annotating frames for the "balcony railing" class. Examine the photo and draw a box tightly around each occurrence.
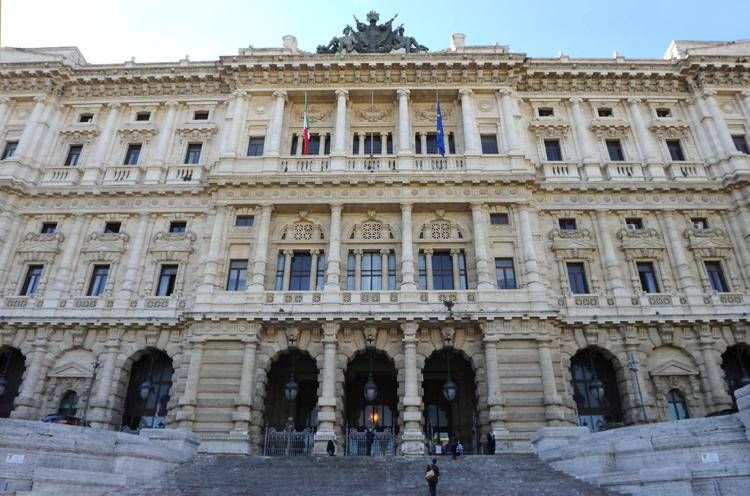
[347,156,397,172]
[543,161,580,181]
[605,162,645,181]
[667,162,708,180]
[166,164,206,184]
[102,166,142,185]
[40,166,82,186]
[414,155,466,171]
[280,157,331,173]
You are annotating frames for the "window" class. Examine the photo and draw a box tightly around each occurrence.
[20,265,43,296]
[625,218,643,230]
[135,111,151,121]
[361,251,382,291]
[605,139,624,161]
[168,221,187,233]
[87,264,110,297]
[544,139,563,161]
[289,252,312,291]
[226,259,247,291]
[2,141,18,159]
[567,262,589,294]
[235,215,254,227]
[655,108,672,118]
[352,134,360,154]
[558,218,577,230]
[104,221,121,234]
[597,107,613,117]
[705,261,729,293]
[538,107,554,117]
[570,349,623,431]
[490,213,509,225]
[432,251,454,290]
[58,390,79,417]
[691,218,708,230]
[315,253,325,290]
[308,134,322,155]
[387,252,397,290]
[40,222,57,234]
[666,389,689,421]
[733,135,749,154]
[184,143,202,164]
[124,144,142,165]
[156,265,178,296]
[247,137,265,156]
[495,258,517,289]
[275,253,286,291]
[346,252,356,290]
[64,144,83,166]
[666,140,685,161]
[328,133,335,155]
[418,252,427,290]
[79,113,94,123]
[448,132,455,154]
[193,110,209,120]
[480,134,499,154]
[637,261,659,293]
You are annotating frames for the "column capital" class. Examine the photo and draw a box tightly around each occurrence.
[450,248,461,255]
[479,320,501,340]
[401,322,418,342]
[231,89,248,99]
[0,96,11,105]
[470,201,487,212]
[164,100,180,109]
[400,202,413,212]
[496,87,513,97]
[272,90,288,101]
[353,248,363,256]
[259,203,274,214]
[396,88,411,98]
[379,248,390,256]
[329,202,344,213]
[334,89,349,100]
[283,249,294,256]
[568,96,584,105]
[740,89,750,99]
[701,88,718,98]
[626,97,642,105]
[105,102,124,111]
[32,94,50,104]
[321,322,340,341]
[241,324,260,343]
[423,248,433,255]
[311,248,321,256]
[458,88,474,97]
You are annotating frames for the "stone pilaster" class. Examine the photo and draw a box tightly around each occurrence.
[471,203,494,290]
[248,204,273,292]
[14,95,49,164]
[627,97,665,179]
[658,210,700,296]
[220,90,249,158]
[480,321,510,451]
[593,210,627,297]
[313,322,339,454]
[265,90,287,157]
[330,89,348,171]
[537,338,565,425]
[400,322,425,454]
[516,205,544,292]
[568,97,602,181]
[231,324,260,452]
[45,215,87,303]
[118,214,151,303]
[176,338,205,429]
[197,207,229,295]
[11,329,49,419]
[697,325,734,412]
[400,203,417,291]
[323,203,343,295]
[497,87,520,154]
[88,328,122,428]
[396,88,413,170]
[82,102,123,185]
[0,210,21,290]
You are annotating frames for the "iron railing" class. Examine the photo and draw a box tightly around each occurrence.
[263,427,314,456]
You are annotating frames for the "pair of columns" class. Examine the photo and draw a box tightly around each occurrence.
[350,249,391,290]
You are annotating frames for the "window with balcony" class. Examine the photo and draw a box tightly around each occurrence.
[597,107,613,117]
[691,218,708,229]
[495,258,517,289]
[235,215,254,227]
[289,252,312,291]
[705,261,729,293]
[184,143,202,164]
[87,264,110,297]
[666,139,685,161]
[636,261,659,293]
[733,135,749,154]
[363,134,381,155]
[567,262,589,294]
[79,113,94,123]
[490,213,509,225]
[124,144,142,165]
[169,221,187,233]
[275,251,325,291]
[41,222,57,234]
[417,250,468,291]
[605,139,624,161]
[2,141,18,160]
[226,259,247,291]
[558,218,577,230]
[155,264,178,296]
[193,110,209,120]
[480,134,499,154]
[64,144,83,166]
[104,221,121,233]
[544,139,563,161]
[20,265,43,296]
[135,111,151,121]
[247,137,265,157]
[625,218,643,230]
[432,251,454,290]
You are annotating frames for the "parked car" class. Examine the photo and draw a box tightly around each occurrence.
[41,414,86,426]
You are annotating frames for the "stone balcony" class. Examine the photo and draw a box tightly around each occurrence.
[102,165,143,185]
[39,166,82,186]
[604,161,645,181]
[667,161,709,180]
[542,161,580,181]
[165,164,207,184]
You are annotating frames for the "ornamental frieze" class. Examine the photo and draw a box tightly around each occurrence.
[648,118,691,139]
[589,118,630,138]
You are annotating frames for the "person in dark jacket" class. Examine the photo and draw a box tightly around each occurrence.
[326,439,335,456]
[486,432,496,454]
[425,458,440,496]
[365,428,375,456]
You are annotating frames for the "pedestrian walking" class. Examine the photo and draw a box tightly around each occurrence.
[485,432,496,454]
[450,437,457,460]
[425,457,440,496]
[326,439,335,456]
[365,428,375,456]
[455,440,464,458]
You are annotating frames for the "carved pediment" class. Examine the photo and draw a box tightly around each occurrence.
[298,107,332,125]
[528,118,570,136]
[176,123,218,141]
[548,228,596,251]
[589,118,630,138]
[117,123,158,142]
[414,106,452,124]
[648,119,691,139]
[59,124,100,143]
[83,232,129,253]
[683,227,732,252]
[650,358,698,377]
[616,228,666,251]
[18,232,65,253]
[48,361,94,378]
[150,231,197,253]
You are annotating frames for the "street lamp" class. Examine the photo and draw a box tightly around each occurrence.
[627,352,649,423]
[442,349,457,402]
[363,348,378,403]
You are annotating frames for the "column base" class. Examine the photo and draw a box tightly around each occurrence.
[399,429,426,455]
[313,428,338,455]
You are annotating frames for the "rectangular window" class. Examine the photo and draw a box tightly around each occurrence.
[425,133,437,154]
[448,133,455,154]
[308,134,321,155]
[2,141,18,159]
[275,253,286,291]
[184,143,202,164]
[432,251,454,290]
[567,262,589,294]
[655,108,672,118]
[458,251,468,290]
[538,107,554,117]
[124,144,142,165]
[414,134,421,155]
[289,252,312,291]
[606,139,624,161]
[20,265,43,296]
[315,253,325,290]
[637,261,659,293]
[733,135,749,154]
[597,107,613,117]
[247,137,265,157]
[324,133,332,155]
[495,258,517,289]
[65,145,83,166]
[364,134,382,155]
[705,261,729,293]
[79,113,94,123]
[352,134,360,155]
[346,252,356,290]
[418,252,427,290]
[692,218,708,230]
[625,218,643,230]
[666,140,685,161]
[169,221,187,233]
[104,221,121,233]
[290,134,299,155]
[193,110,209,120]
[41,222,57,234]
[544,139,562,161]
[226,259,247,291]
[87,264,110,297]
[388,252,397,290]
[490,213,509,225]
[558,218,577,230]
[386,133,394,155]
[135,111,151,121]
[156,264,178,296]
[361,251,383,291]
[480,134,499,154]
[235,215,254,227]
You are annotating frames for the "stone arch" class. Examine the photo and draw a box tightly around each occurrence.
[415,214,471,241]
[720,343,750,404]
[568,346,625,430]
[646,344,705,419]
[262,347,319,432]
[0,346,26,418]
[273,213,327,242]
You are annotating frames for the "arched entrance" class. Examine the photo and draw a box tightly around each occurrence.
[58,390,79,417]
[0,347,25,418]
[721,344,750,406]
[422,348,478,455]
[121,349,173,431]
[343,348,398,455]
[262,349,318,456]
[570,348,623,431]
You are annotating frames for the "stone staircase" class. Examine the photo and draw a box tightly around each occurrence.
[110,454,613,496]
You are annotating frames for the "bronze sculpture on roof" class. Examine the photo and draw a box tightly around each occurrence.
[316,10,429,54]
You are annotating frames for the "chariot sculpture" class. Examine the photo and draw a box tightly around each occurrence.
[317,10,429,54]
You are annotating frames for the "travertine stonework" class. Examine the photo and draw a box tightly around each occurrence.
[0,35,749,455]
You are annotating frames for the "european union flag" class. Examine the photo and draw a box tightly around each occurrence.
[436,96,445,157]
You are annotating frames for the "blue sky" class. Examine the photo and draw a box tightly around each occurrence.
[3,0,748,63]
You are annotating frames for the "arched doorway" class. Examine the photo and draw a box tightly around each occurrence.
[570,348,623,431]
[58,390,79,417]
[422,348,478,455]
[344,348,398,455]
[721,344,750,405]
[121,349,173,431]
[0,347,25,418]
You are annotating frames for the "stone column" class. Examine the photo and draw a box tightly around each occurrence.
[537,338,564,425]
[119,214,151,300]
[400,203,417,291]
[685,97,719,160]
[659,210,699,295]
[627,97,665,179]
[450,249,461,290]
[14,95,49,163]
[83,102,123,184]
[221,90,248,158]
[424,249,434,290]
[0,210,21,288]
[497,88,520,154]
[280,250,293,290]
[89,331,120,427]
[380,249,389,290]
[400,322,425,454]
[309,249,320,290]
[331,89,348,170]
[232,324,260,449]
[265,90,287,157]
[702,89,738,157]
[420,133,427,155]
[698,327,733,412]
[480,322,510,451]
[11,332,48,419]
[740,90,750,120]
[396,89,413,170]
[47,215,87,300]
[198,207,229,295]
[177,339,205,428]
[459,89,480,154]
[314,322,340,454]
[248,204,273,292]
[471,203,495,290]
[379,132,386,155]
[0,97,12,131]
[324,203,343,294]
[569,97,602,181]
[150,100,179,165]
[516,205,544,291]
[353,249,363,290]
[594,210,627,296]
[725,203,750,282]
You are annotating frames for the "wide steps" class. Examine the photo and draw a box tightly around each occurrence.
[111,454,612,495]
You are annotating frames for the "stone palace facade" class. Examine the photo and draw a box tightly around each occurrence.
[0,28,749,455]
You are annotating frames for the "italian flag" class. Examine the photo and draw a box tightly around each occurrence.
[302,92,310,155]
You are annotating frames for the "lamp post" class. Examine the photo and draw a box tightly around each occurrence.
[138,352,157,428]
[283,348,299,430]
[627,352,648,423]
[363,347,378,403]
[442,349,457,402]
[80,356,101,427]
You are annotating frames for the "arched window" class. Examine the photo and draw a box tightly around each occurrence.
[121,350,173,431]
[666,389,689,420]
[58,390,79,417]
[0,347,26,418]
[570,348,623,431]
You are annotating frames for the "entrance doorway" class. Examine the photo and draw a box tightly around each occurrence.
[570,347,623,431]
[0,347,25,418]
[121,349,173,431]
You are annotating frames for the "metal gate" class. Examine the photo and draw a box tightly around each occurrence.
[345,427,396,456]
[263,427,314,456]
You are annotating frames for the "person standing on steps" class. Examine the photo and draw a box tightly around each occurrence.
[425,457,440,496]
[365,427,375,456]
[486,432,496,455]
[326,439,335,456]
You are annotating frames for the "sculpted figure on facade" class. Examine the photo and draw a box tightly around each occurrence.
[316,11,428,54]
